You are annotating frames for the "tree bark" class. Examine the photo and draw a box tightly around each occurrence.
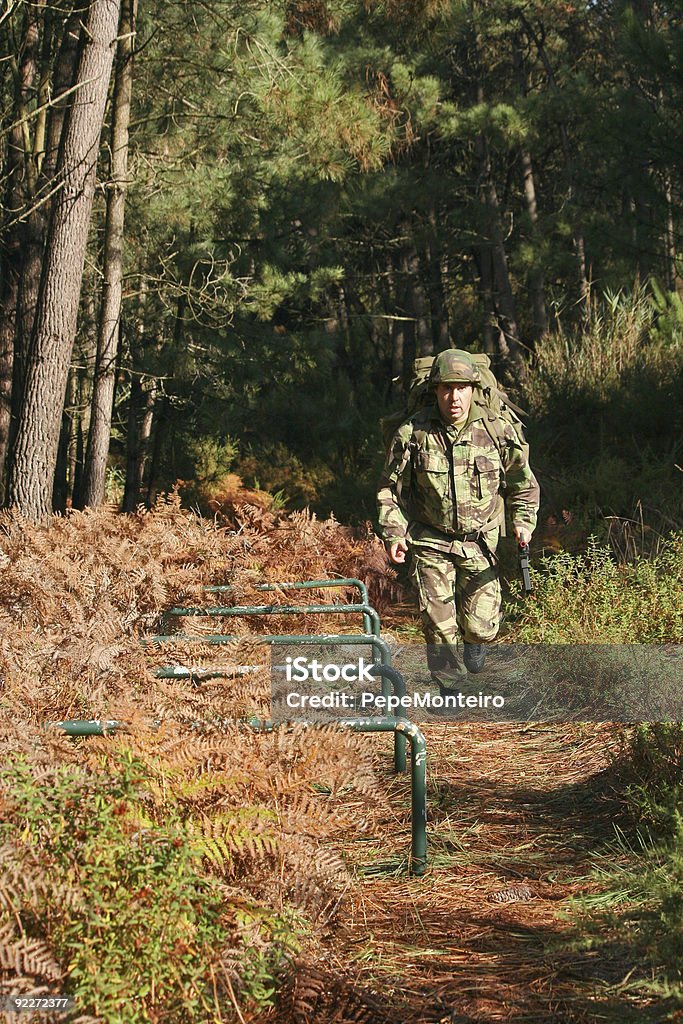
[403,244,432,358]
[663,171,677,291]
[122,373,143,512]
[82,0,136,507]
[14,8,82,381]
[65,365,79,506]
[145,395,165,506]
[383,251,405,395]
[71,294,99,508]
[52,366,77,511]
[7,0,121,522]
[136,380,157,497]
[0,4,42,502]
[474,97,526,378]
[472,244,497,356]
[513,36,547,341]
[398,248,416,380]
[425,208,450,351]
[519,11,590,320]
[520,148,548,340]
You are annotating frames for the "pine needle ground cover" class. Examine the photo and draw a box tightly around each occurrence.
[0,499,681,1022]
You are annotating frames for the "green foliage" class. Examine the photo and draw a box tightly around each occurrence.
[626,724,683,836]
[643,814,683,985]
[523,286,683,529]
[508,536,683,642]
[0,752,298,1022]
[649,278,683,346]
[571,728,683,1000]
[237,442,335,506]
[187,436,239,487]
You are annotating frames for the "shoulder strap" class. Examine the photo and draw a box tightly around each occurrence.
[480,411,506,455]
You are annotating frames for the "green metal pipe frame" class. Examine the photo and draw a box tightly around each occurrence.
[205,578,371,632]
[153,665,260,680]
[145,633,405,771]
[48,715,427,875]
[151,661,408,774]
[145,631,391,666]
[162,603,381,639]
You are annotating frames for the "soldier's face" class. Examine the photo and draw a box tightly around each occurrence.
[435,383,473,424]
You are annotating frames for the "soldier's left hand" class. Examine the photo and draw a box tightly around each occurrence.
[514,525,532,546]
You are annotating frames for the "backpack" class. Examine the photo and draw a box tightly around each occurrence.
[381,352,530,461]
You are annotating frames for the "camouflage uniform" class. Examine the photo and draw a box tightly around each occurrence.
[377,363,539,683]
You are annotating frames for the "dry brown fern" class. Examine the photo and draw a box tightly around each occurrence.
[0,923,63,984]
[0,500,414,1020]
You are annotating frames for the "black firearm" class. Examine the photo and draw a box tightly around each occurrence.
[518,542,532,593]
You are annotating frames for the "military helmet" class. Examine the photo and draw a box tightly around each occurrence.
[429,349,480,386]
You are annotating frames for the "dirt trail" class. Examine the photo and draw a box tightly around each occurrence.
[286,722,656,1024]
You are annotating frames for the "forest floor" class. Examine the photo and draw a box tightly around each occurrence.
[1,503,675,1023]
[269,714,663,1024]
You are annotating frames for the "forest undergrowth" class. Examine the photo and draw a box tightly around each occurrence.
[0,497,681,1022]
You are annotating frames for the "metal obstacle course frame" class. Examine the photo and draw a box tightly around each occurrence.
[51,578,428,874]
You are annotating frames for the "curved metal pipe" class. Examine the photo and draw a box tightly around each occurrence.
[162,603,381,639]
[152,660,408,774]
[49,714,427,875]
[204,578,372,632]
[144,632,392,668]
[368,664,407,773]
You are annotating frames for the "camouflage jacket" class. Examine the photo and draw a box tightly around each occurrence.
[377,403,540,543]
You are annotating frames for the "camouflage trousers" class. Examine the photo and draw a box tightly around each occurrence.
[410,533,501,683]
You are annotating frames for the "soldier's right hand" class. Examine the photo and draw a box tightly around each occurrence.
[386,539,409,564]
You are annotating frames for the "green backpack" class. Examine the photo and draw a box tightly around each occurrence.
[380,352,530,461]
[380,354,530,539]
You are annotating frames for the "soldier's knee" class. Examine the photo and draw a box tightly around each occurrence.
[462,623,499,643]
[460,606,500,643]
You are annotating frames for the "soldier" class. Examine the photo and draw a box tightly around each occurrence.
[377,349,540,690]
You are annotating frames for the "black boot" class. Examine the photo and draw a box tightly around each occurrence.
[463,642,486,674]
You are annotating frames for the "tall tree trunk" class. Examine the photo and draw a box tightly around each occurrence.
[425,208,450,351]
[7,0,121,522]
[12,8,82,439]
[122,373,143,512]
[519,11,590,320]
[65,366,79,506]
[82,0,136,507]
[0,4,41,502]
[136,380,157,498]
[71,295,99,508]
[663,171,677,291]
[474,95,526,378]
[472,244,497,356]
[52,367,77,512]
[513,36,547,341]
[520,147,548,339]
[403,245,431,357]
[398,248,416,380]
[145,396,166,506]
[386,252,405,396]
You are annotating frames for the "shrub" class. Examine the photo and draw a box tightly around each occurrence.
[0,752,298,1023]
[507,536,683,642]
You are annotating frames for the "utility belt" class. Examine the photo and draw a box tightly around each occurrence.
[424,500,506,542]
[453,529,485,542]
[410,501,505,563]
